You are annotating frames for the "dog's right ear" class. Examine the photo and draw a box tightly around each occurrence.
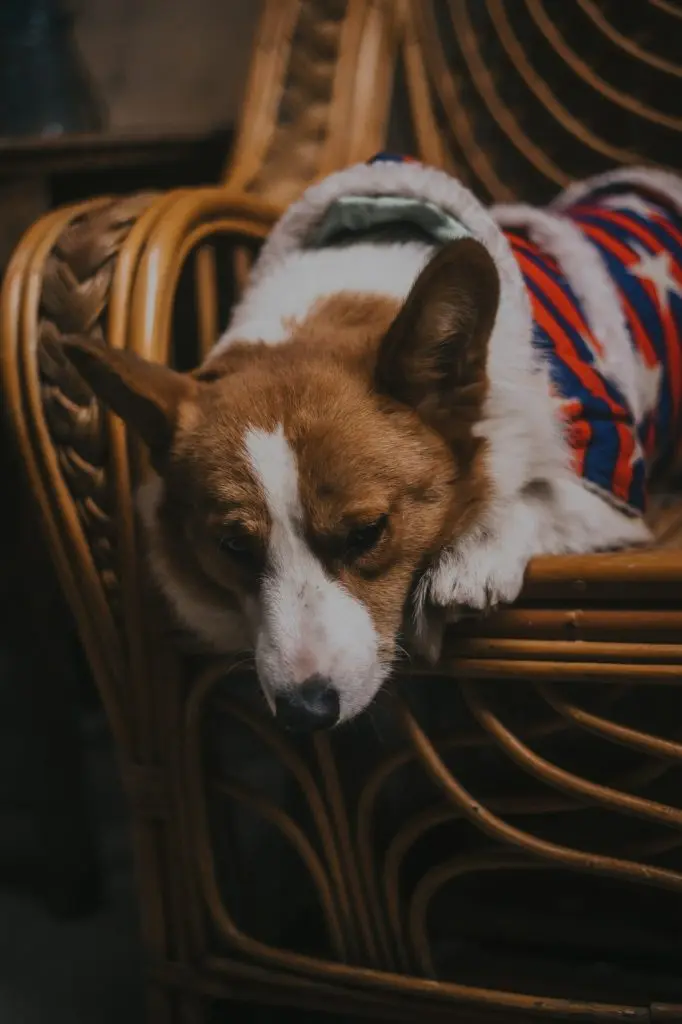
[374,237,499,449]
[61,339,199,457]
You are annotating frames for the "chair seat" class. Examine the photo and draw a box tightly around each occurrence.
[435,495,682,675]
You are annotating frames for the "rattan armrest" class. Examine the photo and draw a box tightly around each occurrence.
[0,187,280,758]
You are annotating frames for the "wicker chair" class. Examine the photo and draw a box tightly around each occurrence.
[2,2,682,1022]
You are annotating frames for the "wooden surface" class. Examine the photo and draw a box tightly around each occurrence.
[0,129,233,175]
[0,128,232,272]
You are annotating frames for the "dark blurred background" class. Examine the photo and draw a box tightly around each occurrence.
[0,3,259,1022]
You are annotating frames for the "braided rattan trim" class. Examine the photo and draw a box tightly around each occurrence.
[38,194,157,617]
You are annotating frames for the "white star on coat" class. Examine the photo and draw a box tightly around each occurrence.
[627,242,682,310]
[629,433,645,469]
[632,352,662,423]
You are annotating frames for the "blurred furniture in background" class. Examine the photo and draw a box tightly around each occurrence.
[2,1,682,1022]
[0,0,104,139]
[0,130,231,269]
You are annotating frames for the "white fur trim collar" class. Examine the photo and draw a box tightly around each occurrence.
[248,160,534,383]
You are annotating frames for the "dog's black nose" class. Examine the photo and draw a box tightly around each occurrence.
[275,677,340,732]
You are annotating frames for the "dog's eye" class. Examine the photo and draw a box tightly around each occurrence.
[344,515,388,559]
[220,535,246,554]
[216,532,256,563]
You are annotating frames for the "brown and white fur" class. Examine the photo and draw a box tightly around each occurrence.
[62,162,666,728]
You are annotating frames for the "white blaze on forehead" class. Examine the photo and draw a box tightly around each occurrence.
[244,424,301,532]
[243,424,385,720]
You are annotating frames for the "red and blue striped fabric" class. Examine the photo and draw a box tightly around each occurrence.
[505,185,682,513]
[365,154,682,513]
[367,152,420,165]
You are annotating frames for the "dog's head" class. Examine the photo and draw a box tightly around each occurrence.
[63,238,499,728]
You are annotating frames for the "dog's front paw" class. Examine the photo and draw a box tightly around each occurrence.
[411,543,528,663]
[427,545,527,611]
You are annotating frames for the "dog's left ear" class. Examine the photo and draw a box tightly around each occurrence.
[61,339,199,458]
[374,237,499,444]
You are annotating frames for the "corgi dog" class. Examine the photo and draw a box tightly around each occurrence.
[63,156,682,731]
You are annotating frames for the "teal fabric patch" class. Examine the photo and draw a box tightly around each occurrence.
[306,195,472,249]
